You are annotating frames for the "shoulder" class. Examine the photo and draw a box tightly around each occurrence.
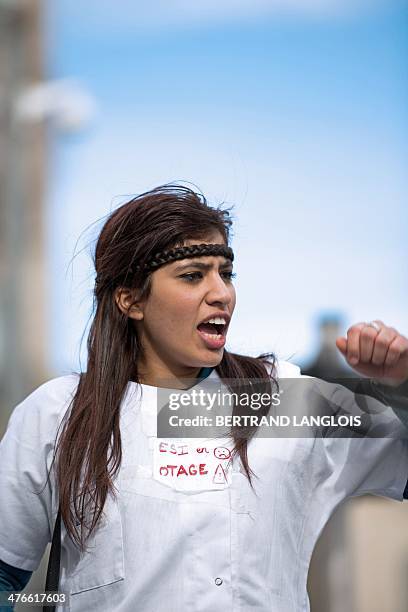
[274,360,302,379]
[16,374,80,413]
[29,374,80,401]
[259,358,302,380]
[6,374,80,441]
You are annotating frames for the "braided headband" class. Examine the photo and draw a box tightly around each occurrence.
[95,243,234,288]
[135,243,234,274]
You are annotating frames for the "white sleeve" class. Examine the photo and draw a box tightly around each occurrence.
[0,376,78,571]
[316,383,408,502]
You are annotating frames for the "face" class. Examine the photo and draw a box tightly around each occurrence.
[127,231,236,380]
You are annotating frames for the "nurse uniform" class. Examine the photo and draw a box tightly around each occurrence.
[0,361,407,612]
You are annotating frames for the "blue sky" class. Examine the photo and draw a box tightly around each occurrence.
[45,0,408,373]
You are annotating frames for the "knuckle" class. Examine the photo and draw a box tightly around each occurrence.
[386,354,399,366]
[387,346,399,359]
[348,323,363,335]
[374,353,386,364]
[375,337,389,349]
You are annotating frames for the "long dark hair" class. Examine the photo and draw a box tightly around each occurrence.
[56,185,277,549]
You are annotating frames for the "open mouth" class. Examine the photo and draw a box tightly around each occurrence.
[197,321,226,339]
[196,315,229,349]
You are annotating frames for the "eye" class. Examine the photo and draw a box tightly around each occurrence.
[222,271,236,281]
[179,270,236,283]
[180,272,203,282]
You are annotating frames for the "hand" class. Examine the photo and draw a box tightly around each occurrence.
[336,320,408,387]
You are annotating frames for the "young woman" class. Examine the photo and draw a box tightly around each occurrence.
[0,185,407,612]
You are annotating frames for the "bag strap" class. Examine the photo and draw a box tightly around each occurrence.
[43,508,61,612]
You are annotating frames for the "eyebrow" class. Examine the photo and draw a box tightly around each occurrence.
[173,260,233,273]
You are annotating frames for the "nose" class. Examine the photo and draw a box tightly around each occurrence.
[205,271,234,307]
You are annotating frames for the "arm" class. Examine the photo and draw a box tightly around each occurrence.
[0,377,77,572]
[336,320,408,497]
[370,379,408,427]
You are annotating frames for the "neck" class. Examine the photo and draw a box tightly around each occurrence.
[137,355,201,389]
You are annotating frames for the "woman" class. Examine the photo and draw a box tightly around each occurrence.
[0,184,407,612]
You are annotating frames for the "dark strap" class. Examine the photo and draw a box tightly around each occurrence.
[43,508,61,612]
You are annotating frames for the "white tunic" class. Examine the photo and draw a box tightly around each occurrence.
[0,363,407,612]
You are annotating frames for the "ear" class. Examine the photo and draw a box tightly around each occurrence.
[114,287,145,321]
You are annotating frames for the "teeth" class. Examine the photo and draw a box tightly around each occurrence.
[201,332,223,340]
[206,317,226,324]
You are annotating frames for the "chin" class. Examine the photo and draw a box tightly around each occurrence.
[201,348,225,367]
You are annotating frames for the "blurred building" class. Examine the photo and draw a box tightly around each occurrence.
[0,0,49,430]
[0,2,51,608]
[305,314,408,612]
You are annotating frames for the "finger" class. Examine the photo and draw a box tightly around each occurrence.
[372,327,398,366]
[346,323,365,365]
[336,337,347,355]
[359,325,378,363]
[384,334,408,367]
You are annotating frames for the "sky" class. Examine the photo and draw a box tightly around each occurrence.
[44,0,408,374]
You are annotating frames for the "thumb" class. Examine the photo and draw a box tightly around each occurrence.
[336,336,347,355]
